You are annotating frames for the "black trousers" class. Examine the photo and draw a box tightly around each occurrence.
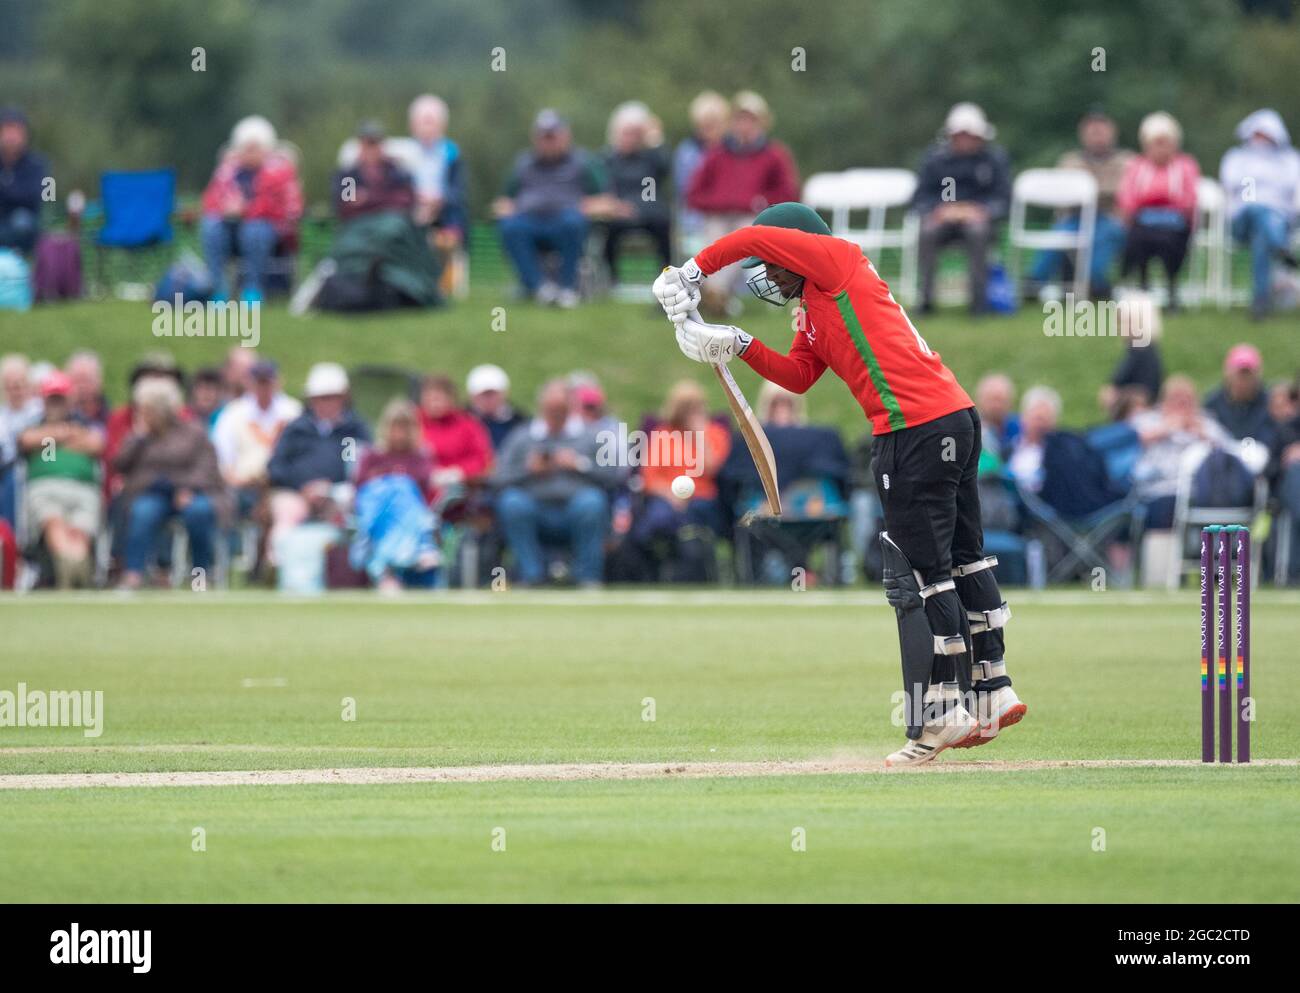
[870,407,985,587]
[1121,222,1191,300]
[603,218,672,282]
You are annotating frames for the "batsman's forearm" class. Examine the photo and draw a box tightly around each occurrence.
[739,337,823,395]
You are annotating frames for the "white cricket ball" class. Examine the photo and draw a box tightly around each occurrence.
[671,474,696,499]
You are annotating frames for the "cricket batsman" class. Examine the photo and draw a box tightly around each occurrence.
[652,202,1026,766]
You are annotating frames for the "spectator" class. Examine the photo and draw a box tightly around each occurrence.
[114,377,226,590]
[103,354,187,502]
[398,94,468,247]
[417,374,493,500]
[466,364,527,450]
[223,346,258,401]
[1203,343,1274,446]
[189,367,226,431]
[1118,112,1199,310]
[1131,375,1232,528]
[1266,377,1300,579]
[492,379,622,586]
[1007,385,1061,494]
[211,359,301,513]
[199,115,303,303]
[494,109,607,307]
[1029,109,1133,298]
[685,91,800,314]
[673,91,730,255]
[265,363,371,561]
[16,371,103,587]
[974,373,1019,460]
[914,102,1011,315]
[0,353,44,526]
[0,107,49,254]
[623,380,731,581]
[352,398,440,591]
[1099,294,1164,419]
[599,101,672,282]
[65,350,108,428]
[1220,109,1300,319]
[334,120,415,221]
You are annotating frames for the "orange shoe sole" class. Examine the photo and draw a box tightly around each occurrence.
[951,702,1027,749]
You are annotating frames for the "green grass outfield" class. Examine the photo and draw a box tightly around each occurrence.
[1,590,1297,902]
[3,295,1300,439]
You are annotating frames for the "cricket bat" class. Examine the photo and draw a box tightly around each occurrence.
[691,309,781,518]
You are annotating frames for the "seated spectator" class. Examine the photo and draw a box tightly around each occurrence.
[103,354,188,503]
[199,116,303,303]
[1007,386,1061,494]
[0,353,44,527]
[211,359,301,516]
[1118,112,1199,310]
[1131,375,1232,528]
[334,120,415,221]
[65,349,108,428]
[1099,294,1164,420]
[567,372,619,437]
[189,367,226,431]
[351,398,440,592]
[492,379,622,586]
[1220,109,1300,319]
[396,95,468,249]
[673,91,730,255]
[686,91,800,314]
[1266,376,1300,579]
[466,364,527,450]
[114,377,227,589]
[265,363,371,564]
[494,110,607,307]
[625,380,731,580]
[974,373,1019,460]
[599,101,672,282]
[1203,343,1274,447]
[223,345,257,401]
[417,374,493,501]
[0,107,49,254]
[16,371,103,587]
[914,102,1011,315]
[1029,109,1133,298]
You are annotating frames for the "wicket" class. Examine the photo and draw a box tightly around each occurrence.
[1200,526,1251,763]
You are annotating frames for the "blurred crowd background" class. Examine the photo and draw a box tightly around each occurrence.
[2,0,1300,593]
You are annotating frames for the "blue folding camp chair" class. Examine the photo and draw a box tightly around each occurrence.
[94,169,175,293]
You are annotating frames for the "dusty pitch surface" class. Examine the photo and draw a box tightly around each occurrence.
[2,757,1297,790]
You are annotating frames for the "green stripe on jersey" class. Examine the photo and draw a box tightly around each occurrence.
[834,290,906,430]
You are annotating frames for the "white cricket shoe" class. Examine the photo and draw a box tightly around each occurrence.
[884,703,979,768]
[952,686,1027,749]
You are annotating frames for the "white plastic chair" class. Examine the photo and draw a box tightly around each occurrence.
[1008,168,1098,301]
[1189,177,1229,309]
[803,169,919,304]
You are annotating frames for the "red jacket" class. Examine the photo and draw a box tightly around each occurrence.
[686,138,800,215]
[1116,153,1199,224]
[695,226,972,435]
[200,152,304,240]
[420,409,493,481]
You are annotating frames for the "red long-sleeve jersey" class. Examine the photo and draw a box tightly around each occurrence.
[694,226,972,435]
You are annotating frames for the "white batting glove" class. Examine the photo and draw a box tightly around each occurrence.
[675,315,753,365]
[652,258,703,322]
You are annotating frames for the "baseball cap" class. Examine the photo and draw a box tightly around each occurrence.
[40,370,73,397]
[575,384,605,408]
[532,109,567,134]
[304,362,349,398]
[250,359,279,381]
[356,119,386,141]
[0,107,29,128]
[944,102,996,140]
[466,364,509,396]
[1224,343,1262,374]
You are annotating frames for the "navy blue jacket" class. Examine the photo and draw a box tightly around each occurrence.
[0,149,49,223]
[267,410,372,490]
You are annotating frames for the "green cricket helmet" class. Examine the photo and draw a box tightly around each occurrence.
[740,201,832,306]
